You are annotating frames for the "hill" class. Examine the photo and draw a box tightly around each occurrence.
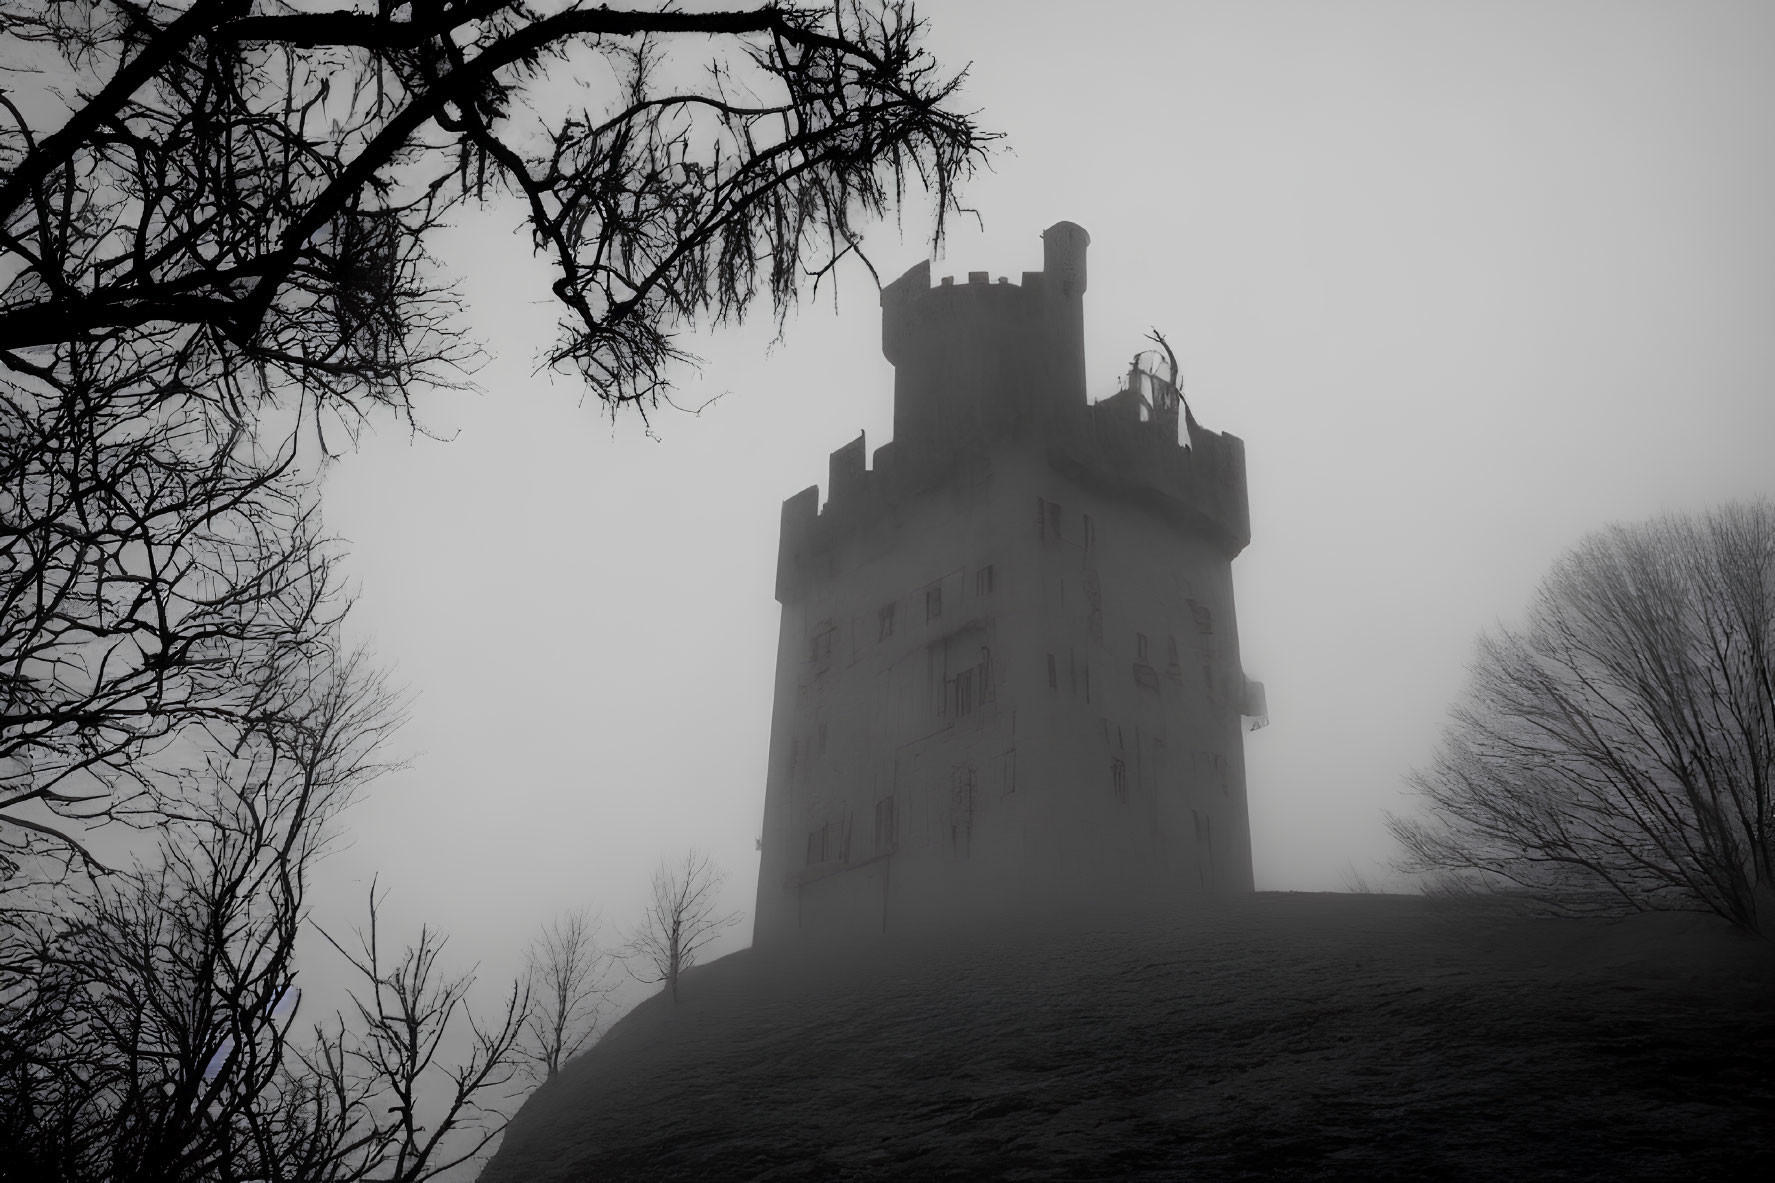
[480,892,1773,1181]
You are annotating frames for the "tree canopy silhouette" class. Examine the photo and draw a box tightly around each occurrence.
[1392,501,1775,934]
[0,0,995,872]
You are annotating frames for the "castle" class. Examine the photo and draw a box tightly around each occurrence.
[753,223,1264,943]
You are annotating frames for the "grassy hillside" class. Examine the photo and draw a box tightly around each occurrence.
[481,893,1773,1181]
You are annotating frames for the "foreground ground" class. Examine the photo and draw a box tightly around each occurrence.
[480,892,1773,1181]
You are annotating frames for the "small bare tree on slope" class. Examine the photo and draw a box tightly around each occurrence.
[520,907,616,1081]
[627,850,740,1003]
[1390,500,1775,934]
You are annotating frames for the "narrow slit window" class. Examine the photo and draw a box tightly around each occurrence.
[926,585,943,622]
[953,668,976,717]
[874,795,896,853]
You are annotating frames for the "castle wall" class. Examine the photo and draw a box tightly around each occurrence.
[1013,449,1256,900]
[756,446,1031,945]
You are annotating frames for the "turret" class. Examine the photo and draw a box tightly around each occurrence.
[879,221,1092,459]
[1040,221,1090,428]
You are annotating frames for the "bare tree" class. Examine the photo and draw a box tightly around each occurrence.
[519,907,614,1083]
[0,0,995,874]
[0,644,409,1180]
[0,379,352,881]
[3,832,539,1183]
[627,849,740,1003]
[1390,500,1775,934]
[304,882,532,1183]
[1,5,990,1168]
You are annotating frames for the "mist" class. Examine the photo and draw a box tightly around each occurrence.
[306,0,1775,996]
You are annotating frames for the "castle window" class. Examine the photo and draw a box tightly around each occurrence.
[926,585,942,622]
[978,647,994,703]
[811,627,836,670]
[952,668,976,717]
[1111,757,1128,803]
[1047,653,1057,689]
[806,824,829,866]
[1037,497,1063,541]
[976,564,995,596]
[1083,513,1096,550]
[1167,635,1181,668]
[952,769,976,857]
[874,796,896,853]
[1190,600,1213,635]
[879,602,895,640]
[1136,632,1149,662]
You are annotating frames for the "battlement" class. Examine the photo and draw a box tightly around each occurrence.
[880,222,1090,455]
[1051,402,1251,558]
[775,223,1249,604]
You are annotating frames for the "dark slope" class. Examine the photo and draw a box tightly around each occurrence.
[481,893,1774,1181]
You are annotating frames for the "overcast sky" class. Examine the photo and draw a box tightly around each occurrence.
[308,0,1775,972]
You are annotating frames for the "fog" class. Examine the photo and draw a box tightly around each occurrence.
[308,0,1775,984]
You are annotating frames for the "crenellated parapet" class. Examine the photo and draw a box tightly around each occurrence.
[880,221,1090,457]
[1047,403,1251,559]
[775,221,1249,604]
[773,426,963,605]
[774,429,894,606]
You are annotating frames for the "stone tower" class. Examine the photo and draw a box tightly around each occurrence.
[754,223,1263,944]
